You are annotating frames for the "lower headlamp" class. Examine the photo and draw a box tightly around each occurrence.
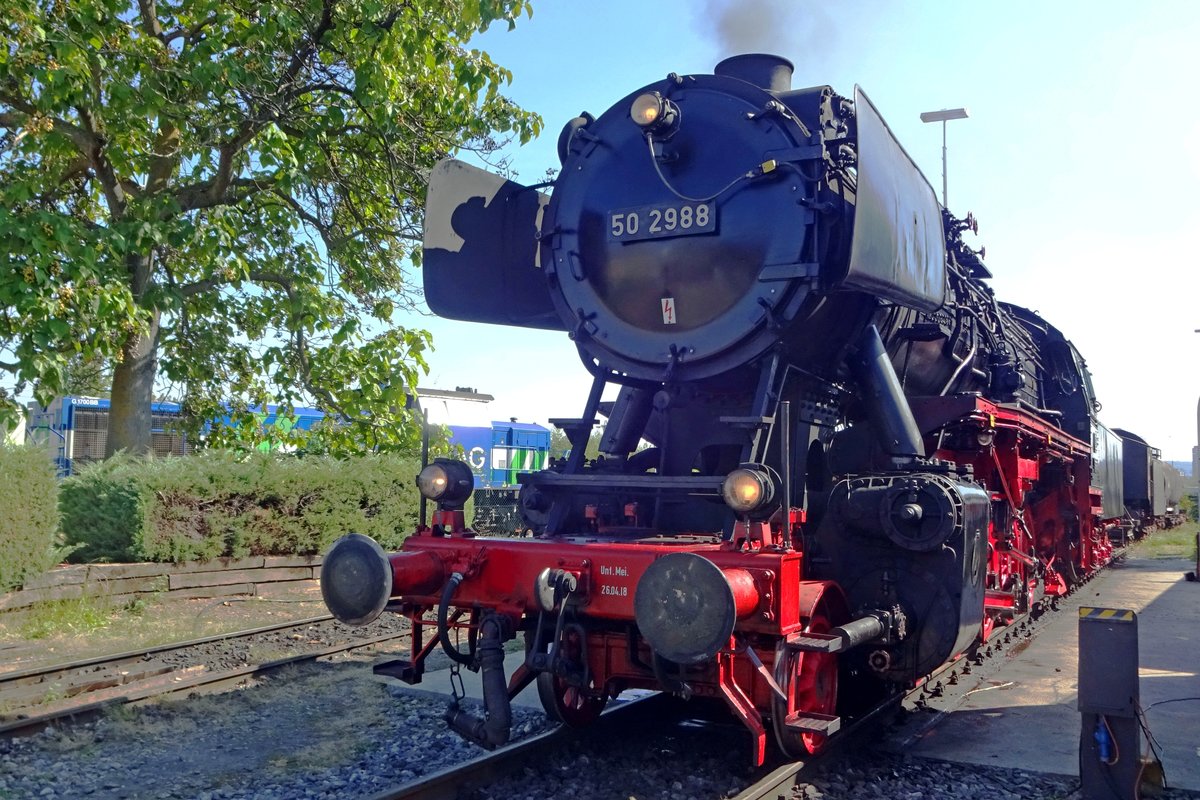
[721,464,778,518]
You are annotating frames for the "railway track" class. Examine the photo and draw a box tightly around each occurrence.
[366,559,1104,800]
[364,693,672,800]
[0,614,409,738]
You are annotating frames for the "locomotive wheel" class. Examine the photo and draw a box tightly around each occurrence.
[536,672,607,727]
[772,607,839,758]
[1060,557,1080,587]
[980,613,995,644]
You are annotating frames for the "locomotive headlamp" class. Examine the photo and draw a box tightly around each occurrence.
[976,428,997,447]
[722,465,776,517]
[631,93,662,126]
[416,459,474,508]
[630,92,678,133]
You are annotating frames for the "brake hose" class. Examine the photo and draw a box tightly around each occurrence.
[438,572,474,666]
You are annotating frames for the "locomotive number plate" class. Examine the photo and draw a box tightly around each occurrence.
[608,202,716,242]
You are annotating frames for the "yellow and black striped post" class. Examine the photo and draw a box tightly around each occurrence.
[1077,606,1140,799]
[1078,607,1135,624]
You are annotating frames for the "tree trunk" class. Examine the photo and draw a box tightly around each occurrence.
[105,311,161,456]
[106,249,161,457]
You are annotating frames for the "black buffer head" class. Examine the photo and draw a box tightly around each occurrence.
[320,533,393,626]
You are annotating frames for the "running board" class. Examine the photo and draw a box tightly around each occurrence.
[784,711,841,735]
[785,632,844,653]
[374,659,422,685]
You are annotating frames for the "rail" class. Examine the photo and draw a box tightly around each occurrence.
[366,693,670,800]
[0,614,332,688]
[0,615,407,738]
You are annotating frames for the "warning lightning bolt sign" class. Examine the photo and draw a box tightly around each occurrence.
[661,297,676,325]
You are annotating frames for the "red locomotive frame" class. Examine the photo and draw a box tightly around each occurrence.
[358,395,1109,765]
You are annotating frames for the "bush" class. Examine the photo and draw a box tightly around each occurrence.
[58,453,146,563]
[1181,491,1198,522]
[60,452,420,563]
[0,445,61,591]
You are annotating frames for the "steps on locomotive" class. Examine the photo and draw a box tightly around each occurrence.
[377,650,654,711]
[377,650,545,710]
[784,711,841,735]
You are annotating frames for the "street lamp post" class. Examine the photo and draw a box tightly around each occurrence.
[1194,332,1200,509]
[920,107,969,209]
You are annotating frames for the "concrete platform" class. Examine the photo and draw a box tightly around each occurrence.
[905,550,1200,790]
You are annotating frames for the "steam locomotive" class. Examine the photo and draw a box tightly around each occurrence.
[320,55,1172,764]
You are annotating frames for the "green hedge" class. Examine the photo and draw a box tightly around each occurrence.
[60,452,420,563]
[0,445,61,591]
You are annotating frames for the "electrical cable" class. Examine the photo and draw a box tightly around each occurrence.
[1100,719,1127,800]
[1135,700,1169,791]
[1101,714,1119,765]
[1144,696,1200,710]
[644,135,759,203]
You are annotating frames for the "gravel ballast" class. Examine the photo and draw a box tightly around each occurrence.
[472,732,1200,800]
[0,661,550,800]
[4,663,1200,799]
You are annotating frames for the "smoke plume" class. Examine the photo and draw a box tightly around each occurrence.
[698,0,838,63]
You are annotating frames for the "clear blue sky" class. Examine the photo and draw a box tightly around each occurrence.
[407,0,1200,461]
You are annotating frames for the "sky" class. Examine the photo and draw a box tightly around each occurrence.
[404,0,1200,462]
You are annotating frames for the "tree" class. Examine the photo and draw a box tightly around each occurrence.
[549,424,604,462]
[58,351,111,397]
[0,0,540,454]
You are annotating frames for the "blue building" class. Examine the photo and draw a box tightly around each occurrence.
[27,396,190,475]
[27,396,326,475]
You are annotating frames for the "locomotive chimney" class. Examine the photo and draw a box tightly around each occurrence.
[714,53,794,92]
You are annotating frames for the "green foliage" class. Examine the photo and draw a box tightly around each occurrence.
[60,451,420,562]
[0,444,60,591]
[549,428,569,459]
[19,595,113,639]
[57,352,112,397]
[0,0,542,454]
[1137,522,1199,560]
[58,452,147,562]
[1180,490,1197,522]
[549,425,604,461]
